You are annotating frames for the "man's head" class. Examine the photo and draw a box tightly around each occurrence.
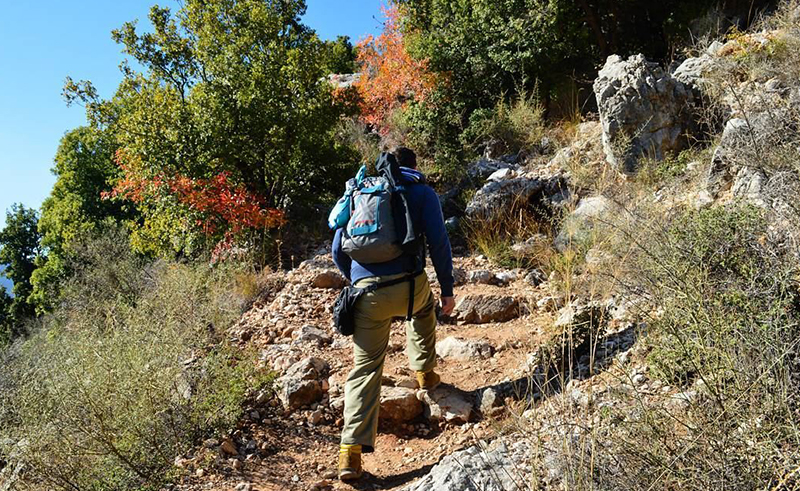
[394,147,417,169]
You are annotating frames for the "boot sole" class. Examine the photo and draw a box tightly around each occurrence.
[339,468,363,481]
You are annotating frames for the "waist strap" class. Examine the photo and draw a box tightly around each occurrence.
[363,271,422,321]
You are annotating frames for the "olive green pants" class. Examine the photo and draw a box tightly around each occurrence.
[340,271,437,452]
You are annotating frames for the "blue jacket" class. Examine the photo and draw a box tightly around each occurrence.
[332,168,455,297]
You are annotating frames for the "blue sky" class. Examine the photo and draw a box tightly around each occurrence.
[0,0,384,228]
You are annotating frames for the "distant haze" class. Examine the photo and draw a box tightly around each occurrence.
[0,265,12,296]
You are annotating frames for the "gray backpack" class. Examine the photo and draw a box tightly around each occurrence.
[341,153,422,264]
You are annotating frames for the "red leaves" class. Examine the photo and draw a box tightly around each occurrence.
[107,149,285,239]
[354,4,437,134]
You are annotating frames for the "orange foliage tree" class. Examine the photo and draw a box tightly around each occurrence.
[354,3,437,134]
[105,149,285,259]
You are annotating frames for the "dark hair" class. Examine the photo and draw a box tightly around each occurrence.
[394,147,417,169]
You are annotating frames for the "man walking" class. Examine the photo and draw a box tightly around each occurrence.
[331,147,455,481]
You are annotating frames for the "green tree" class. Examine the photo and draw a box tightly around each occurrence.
[29,126,132,312]
[0,204,42,337]
[66,0,358,258]
[322,35,358,73]
[0,285,12,345]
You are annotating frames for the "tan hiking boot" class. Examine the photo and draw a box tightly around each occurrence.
[416,370,441,390]
[338,444,363,481]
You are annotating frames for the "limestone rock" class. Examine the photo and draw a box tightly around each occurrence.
[467,159,518,180]
[291,325,331,346]
[594,54,699,173]
[380,387,424,422]
[672,54,714,92]
[403,438,531,490]
[278,357,330,410]
[454,295,520,324]
[524,269,546,287]
[554,196,612,251]
[465,173,568,220]
[437,337,494,361]
[418,385,473,424]
[467,270,494,285]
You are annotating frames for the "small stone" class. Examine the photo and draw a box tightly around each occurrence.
[203,438,219,448]
[220,438,238,456]
[467,270,494,284]
[231,458,243,471]
[234,483,252,491]
[311,270,346,289]
[310,480,332,491]
[309,409,324,425]
[195,468,205,478]
[249,410,260,421]
[292,474,301,482]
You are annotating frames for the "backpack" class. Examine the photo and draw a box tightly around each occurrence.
[329,153,423,265]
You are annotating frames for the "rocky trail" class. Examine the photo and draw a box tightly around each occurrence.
[171,245,638,491]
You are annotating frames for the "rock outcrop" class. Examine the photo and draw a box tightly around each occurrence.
[465,167,568,220]
[594,54,699,173]
[403,437,531,491]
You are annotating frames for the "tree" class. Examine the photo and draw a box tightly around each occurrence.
[0,204,42,337]
[29,126,132,312]
[322,35,359,74]
[354,4,437,135]
[66,0,359,258]
[0,286,12,345]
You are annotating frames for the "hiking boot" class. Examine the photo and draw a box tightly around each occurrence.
[416,370,441,390]
[338,444,363,481]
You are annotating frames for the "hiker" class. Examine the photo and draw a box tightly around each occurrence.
[331,147,455,481]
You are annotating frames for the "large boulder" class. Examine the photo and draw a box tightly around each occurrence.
[465,169,568,221]
[594,54,699,173]
[278,357,329,410]
[403,437,531,491]
[454,295,520,324]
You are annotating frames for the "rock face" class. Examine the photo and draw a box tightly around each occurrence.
[454,295,520,324]
[403,437,531,491]
[437,337,494,361]
[278,357,329,410]
[380,387,423,422]
[594,54,698,173]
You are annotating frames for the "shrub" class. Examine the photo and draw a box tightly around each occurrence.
[0,231,271,490]
[460,91,546,158]
[536,203,800,490]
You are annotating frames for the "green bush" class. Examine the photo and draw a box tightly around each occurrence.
[0,232,271,490]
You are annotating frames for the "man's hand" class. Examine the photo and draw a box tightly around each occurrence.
[440,296,455,317]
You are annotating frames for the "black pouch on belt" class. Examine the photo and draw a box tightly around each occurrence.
[333,286,369,336]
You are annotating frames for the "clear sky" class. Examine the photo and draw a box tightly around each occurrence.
[0,0,384,228]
